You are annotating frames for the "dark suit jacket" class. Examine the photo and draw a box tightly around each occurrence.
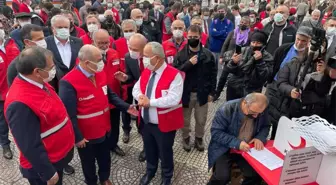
[149,9,164,31]
[124,53,141,84]
[327,37,336,62]
[45,36,83,92]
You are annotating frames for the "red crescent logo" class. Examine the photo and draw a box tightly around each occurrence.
[288,137,306,150]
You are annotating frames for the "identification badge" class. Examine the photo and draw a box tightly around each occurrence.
[167,56,174,64]
[112,60,120,65]
[102,85,108,95]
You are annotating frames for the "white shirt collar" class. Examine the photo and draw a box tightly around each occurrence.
[54,36,70,45]
[0,42,5,54]
[19,73,44,89]
[328,35,334,49]
[154,62,167,76]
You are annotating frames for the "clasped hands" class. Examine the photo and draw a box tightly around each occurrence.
[138,94,150,108]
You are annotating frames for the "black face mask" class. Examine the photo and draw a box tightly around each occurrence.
[188,38,200,48]
[252,46,263,51]
[106,15,113,22]
[218,13,225,20]
[246,114,255,119]
[240,25,248,31]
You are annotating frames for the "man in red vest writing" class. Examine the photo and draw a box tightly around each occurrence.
[5,47,75,185]
[162,2,182,42]
[132,42,184,185]
[59,45,137,185]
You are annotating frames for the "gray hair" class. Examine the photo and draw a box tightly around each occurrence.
[121,19,137,31]
[51,15,70,28]
[78,45,96,62]
[244,93,269,106]
[147,42,165,59]
[312,9,321,15]
[16,46,52,75]
[92,29,109,41]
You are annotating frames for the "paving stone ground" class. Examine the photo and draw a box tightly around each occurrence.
[0,92,228,185]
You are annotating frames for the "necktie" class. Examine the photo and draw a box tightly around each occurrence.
[204,20,208,34]
[102,54,107,63]
[143,72,156,124]
[89,76,96,86]
[156,11,159,20]
[43,85,50,95]
[139,58,144,73]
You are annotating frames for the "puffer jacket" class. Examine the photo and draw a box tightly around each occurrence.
[224,46,274,95]
[208,98,270,169]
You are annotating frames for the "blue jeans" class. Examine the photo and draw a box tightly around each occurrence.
[0,101,10,147]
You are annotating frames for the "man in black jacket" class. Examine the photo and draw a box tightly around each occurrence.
[139,3,162,43]
[266,26,311,139]
[263,5,297,55]
[173,25,216,152]
[224,30,273,101]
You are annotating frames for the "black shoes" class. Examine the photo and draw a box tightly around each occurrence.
[195,137,205,151]
[138,150,146,162]
[113,145,125,156]
[63,164,75,175]
[122,132,130,144]
[182,137,191,152]
[2,145,13,160]
[139,174,153,185]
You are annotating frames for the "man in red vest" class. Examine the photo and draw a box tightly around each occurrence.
[5,47,75,185]
[162,2,182,42]
[133,42,184,185]
[80,15,114,47]
[93,29,126,156]
[59,45,137,185]
[112,19,137,144]
[163,20,187,65]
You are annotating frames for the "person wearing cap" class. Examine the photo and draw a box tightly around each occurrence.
[10,13,32,51]
[266,26,311,139]
[138,4,162,43]
[224,30,273,101]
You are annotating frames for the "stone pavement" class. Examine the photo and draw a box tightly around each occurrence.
[0,93,227,185]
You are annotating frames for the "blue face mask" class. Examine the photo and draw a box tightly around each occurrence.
[274,13,284,23]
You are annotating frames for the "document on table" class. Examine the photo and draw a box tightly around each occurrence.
[247,148,284,170]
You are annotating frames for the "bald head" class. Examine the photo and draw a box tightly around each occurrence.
[78,45,102,63]
[171,20,185,31]
[131,8,143,20]
[93,29,110,51]
[129,33,147,54]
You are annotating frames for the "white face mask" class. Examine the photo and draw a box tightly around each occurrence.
[250,17,255,23]
[98,14,106,22]
[19,20,31,27]
[88,24,99,33]
[172,29,183,38]
[107,3,113,8]
[34,39,47,49]
[43,66,56,82]
[34,9,41,14]
[129,50,140,59]
[89,60,105,72]
[294,44,306,52]
[143,56,157,71]
[124,31,135,40]
[135,19,143,26]
[327,27,336,36]
[203,16,209,20]
[274,13,284,23]
[56,28,70,40]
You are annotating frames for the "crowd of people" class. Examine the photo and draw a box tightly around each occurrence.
[0,0,335,185]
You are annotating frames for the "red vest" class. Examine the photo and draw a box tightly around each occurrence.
[104,49,122,109]
[162,38,187,65]
[162,12,176,42]
[4,78,75,169]
[5,39,20,64]
[114,37,129,100]
[0,50,8,101]
[139,65,184,132]
[81,33,114,48]
[75,26,86,38]
[62,67,111,140]
[19,3,31,13]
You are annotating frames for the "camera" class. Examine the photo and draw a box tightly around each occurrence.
[310,27,326,52]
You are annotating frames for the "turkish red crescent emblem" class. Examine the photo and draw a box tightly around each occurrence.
[288,137,307,150]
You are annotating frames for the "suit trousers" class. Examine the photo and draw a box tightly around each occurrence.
[182,93,208,139]
[122,86,133,133]
[0,101,10,147]
[143,120,176,183]
[109,108,120,150]
[207,152,261,185]
[77,138,111,185]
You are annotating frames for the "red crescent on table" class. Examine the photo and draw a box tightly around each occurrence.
[288,137,306,150]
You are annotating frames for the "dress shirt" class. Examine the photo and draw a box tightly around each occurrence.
[54,36,72,68]
[19,73,44,89]
[132,62,184,124]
